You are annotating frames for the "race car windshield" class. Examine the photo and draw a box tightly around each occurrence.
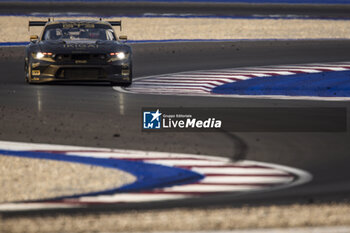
[43,28,116,41]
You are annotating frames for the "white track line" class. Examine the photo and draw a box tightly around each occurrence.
[162,184,262,192]
[191,168,288,175]
[200,176,294,183]
[79,193,189,203]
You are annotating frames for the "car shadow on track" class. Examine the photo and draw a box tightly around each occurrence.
[29,81,120,87]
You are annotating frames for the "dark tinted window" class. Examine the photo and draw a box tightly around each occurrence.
[42,23,116,41]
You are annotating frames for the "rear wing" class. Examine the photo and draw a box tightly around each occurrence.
[29,21,47,27]
[28,20,48,31]
[28,19,122,31]
[107,21,122,31]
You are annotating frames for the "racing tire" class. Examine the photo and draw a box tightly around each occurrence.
[111,64,133,87]
[25,60,33,84]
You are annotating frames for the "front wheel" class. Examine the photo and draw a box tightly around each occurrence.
[24,59,32,84]
[111,64,133,87]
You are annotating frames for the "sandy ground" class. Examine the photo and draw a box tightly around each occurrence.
[1,203,350,232]
[0,16,350,42]
[0,155,136,203]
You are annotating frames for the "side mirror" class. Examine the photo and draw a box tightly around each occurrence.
[30,35,39,42]
[119,35,127,41]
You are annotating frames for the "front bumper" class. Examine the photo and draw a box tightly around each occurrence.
[29,60,131,83]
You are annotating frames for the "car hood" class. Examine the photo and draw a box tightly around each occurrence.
[38,40,128,54]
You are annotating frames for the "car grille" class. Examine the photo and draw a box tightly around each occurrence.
[55,54,106,63]
[57,68,105,79]
[71,54,90,60]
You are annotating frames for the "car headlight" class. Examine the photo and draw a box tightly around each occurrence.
[36,52,45,59]
[117,52,125,60]
[109,52,127,60]
[32,52,55,62]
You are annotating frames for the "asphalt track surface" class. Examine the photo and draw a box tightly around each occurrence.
[2,2,350,19]
[1,40,350,214]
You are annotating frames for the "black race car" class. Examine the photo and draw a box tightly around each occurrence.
[25,19,132,86]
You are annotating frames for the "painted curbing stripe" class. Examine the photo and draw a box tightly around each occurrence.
[0,141,311,211]
[137,79,228,85]
[200,176,294,183]
[196,182,286,186]
[149,161,268,167]
[246,68,323,73]
[147,76,245,81]
[185,72,274,77]
[205,174,293,177]
[133,82,217,88]
[171,74,254,79]
[128,90,208,94]
[212,69,350,96]
[192,168,289,174]
[275,63,350,68]
[177,165,272,168]
[117,61,350,100]
[131,87,211,91]
[161,184,262,192]
[78,193,189,203]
